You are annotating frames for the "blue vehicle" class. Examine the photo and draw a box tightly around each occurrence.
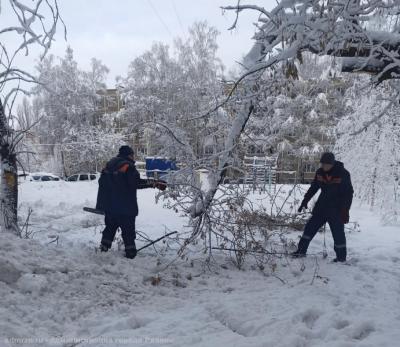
[145,157,178,179]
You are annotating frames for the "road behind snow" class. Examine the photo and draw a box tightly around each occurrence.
[0,180,399,347]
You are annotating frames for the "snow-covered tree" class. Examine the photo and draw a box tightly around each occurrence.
[223,1,400,83]
[31,48,120,175]
[336,78,400,224]
[61,119,126,175]
[120,22,225,162]
[180,0,400,251]
[0,0,64,233]
[245,54,351,179]
[33,48,98,141]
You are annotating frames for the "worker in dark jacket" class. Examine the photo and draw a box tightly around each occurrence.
[292,152,354,262]
[96,145,167,259]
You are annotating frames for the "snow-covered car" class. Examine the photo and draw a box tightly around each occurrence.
[65,173,99,182]
[29,173,61,182]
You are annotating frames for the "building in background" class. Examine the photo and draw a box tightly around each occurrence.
[95,89,125,130]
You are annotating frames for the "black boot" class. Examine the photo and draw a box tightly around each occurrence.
[334,245,347,263]
[125,248,137,259]
[100,244,109,252]
[290,250,306,258]
[332,258,346,263]
[291,237,310,258]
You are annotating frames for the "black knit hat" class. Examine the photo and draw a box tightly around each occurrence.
[320,152,335,165]
[118,145,134,157]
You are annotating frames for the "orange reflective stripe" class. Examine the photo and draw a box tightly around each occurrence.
[316,174,342,184]
[118,163,129,173]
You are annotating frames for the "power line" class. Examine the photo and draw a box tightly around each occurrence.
[171,0,186,38]
[147,0,173,39]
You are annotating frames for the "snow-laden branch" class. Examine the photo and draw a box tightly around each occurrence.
[183,42,263,245]
[0,0,66,89]
[351,90,400,135]
[223,0,400,83]
[0,0,65,233]
[190,103,255,219]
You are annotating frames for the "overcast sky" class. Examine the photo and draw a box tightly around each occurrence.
[2,0,276,87]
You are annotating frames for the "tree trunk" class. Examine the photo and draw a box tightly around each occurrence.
[0,100,19,233]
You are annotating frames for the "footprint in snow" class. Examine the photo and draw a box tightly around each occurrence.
[350,321,375,340]
[391,256,400,263]
[334,319,350,330]
[293,308,322,329]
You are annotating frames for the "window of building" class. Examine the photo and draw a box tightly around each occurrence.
[204,145,214,155]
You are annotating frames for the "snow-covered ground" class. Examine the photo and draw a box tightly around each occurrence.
[1,180,400,347]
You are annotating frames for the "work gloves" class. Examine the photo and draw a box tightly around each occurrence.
[340,208,350,224]
[154,179,167,191]
[298,199,308,213]
[147,179,167,191]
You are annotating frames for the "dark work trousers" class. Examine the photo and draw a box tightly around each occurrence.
[297,208,347,260]
[101,214,136,255]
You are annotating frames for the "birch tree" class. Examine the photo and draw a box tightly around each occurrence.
[0,0,64,233]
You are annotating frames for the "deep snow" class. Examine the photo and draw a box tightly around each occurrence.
[0,180,399,347]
